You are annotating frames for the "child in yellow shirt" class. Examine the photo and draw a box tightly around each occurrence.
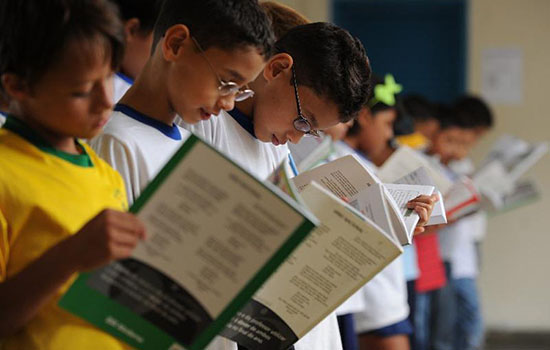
[0,1,145,349]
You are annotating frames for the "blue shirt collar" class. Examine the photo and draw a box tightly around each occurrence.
[115,103,182,140]
[228,108,256,138]
[116,71,134,85]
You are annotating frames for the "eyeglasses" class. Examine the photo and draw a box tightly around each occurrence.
[291,66,320,137]
[191,37,254,102]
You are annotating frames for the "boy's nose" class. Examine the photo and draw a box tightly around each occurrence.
[217,94,236,112]
[95,77,114,111]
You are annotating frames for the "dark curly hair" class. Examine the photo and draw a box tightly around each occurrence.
[153,0,275,59]
[275,22,372,122]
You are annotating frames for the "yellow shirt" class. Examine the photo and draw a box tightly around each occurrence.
[0,117,130,349]
[395,132,430,150]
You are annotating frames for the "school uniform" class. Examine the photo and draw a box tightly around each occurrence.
[91,104,190,204]
[113,72,133,104]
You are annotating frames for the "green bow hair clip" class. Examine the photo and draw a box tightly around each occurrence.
[368,74,403,107]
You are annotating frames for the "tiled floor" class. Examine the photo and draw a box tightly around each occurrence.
[485,332,550,350]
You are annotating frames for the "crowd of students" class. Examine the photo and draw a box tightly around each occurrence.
[0,1,494,349]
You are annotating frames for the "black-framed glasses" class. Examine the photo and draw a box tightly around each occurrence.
[191,37,254,102]
[291,66,320,138]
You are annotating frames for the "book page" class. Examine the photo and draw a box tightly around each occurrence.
[427,190,447,225]
[473,161,514,199]
[382,188,413,246]
[378,146,453,194]
[497,179,541,212]
[352,184,396,243]
[291,154,380,200]
[267,157,302,204]
[222,183,402,350]
[508,142,548,182]
[444,177,481,221]
[393,167,447,225]
[59,137,317,350]
[384,183,435,238]
[288,135,334,172]
[480,135,548,182]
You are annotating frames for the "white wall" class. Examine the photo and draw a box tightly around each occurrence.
[468,0,550,331]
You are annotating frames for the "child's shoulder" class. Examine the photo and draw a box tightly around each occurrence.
[0,127,44,167]
[81,142,128,202]
[91,109,152,156]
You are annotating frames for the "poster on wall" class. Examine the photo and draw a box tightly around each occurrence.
[481,47,523,105]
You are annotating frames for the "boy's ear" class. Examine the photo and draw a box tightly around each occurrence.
[161,24,191,62]
[1,73,30,100]
[124,18,142,41]
[263,53,293,82]
[356,108,371,128]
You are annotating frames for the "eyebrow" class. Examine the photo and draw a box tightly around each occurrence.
[223,69,246,84]
[305,109,319,128]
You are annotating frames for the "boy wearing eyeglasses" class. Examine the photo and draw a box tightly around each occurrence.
[181,22,372,350]
[181,22,371,179]
[91,0,275,205]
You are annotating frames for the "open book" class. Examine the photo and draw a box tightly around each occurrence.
[288,134,334,173]
[290,154,435,245]
[220,159,403,349]
[58,135,318,350]
[392,167,447,225]
[290,142,447,228]
[490,179,542,213]
[378,146,477,221]
[474,135,548,210]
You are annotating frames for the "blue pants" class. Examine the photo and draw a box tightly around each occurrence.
[431,276,455,350]
[452,277,483,350]
[412,289,434,350]
[412,263,453,350]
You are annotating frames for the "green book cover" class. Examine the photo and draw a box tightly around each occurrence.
[59,135,317,350]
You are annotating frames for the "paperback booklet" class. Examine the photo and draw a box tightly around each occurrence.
[291,153,438,245]
[58,135,318,350]
[221,159,404,349]
[378,146,478,221]
[499,179,542,212]
[474,135,548,210]
[378,146,453,194]
[287,134,334,173]
[391,166,447,225]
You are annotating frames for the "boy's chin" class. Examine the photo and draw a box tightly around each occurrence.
[83,129,103,140]
[255,131,271,144]
[180,109,213,125]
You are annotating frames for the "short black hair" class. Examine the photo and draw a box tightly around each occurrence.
[111,0,162,34]
[393,97,415,136]
[402,94,437,122]
[393,94,436,136]
[0,0,124,95]
[276,22,372,122]
[153,0,274,58]
[434,103,458,130]
[452,95,494,129]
